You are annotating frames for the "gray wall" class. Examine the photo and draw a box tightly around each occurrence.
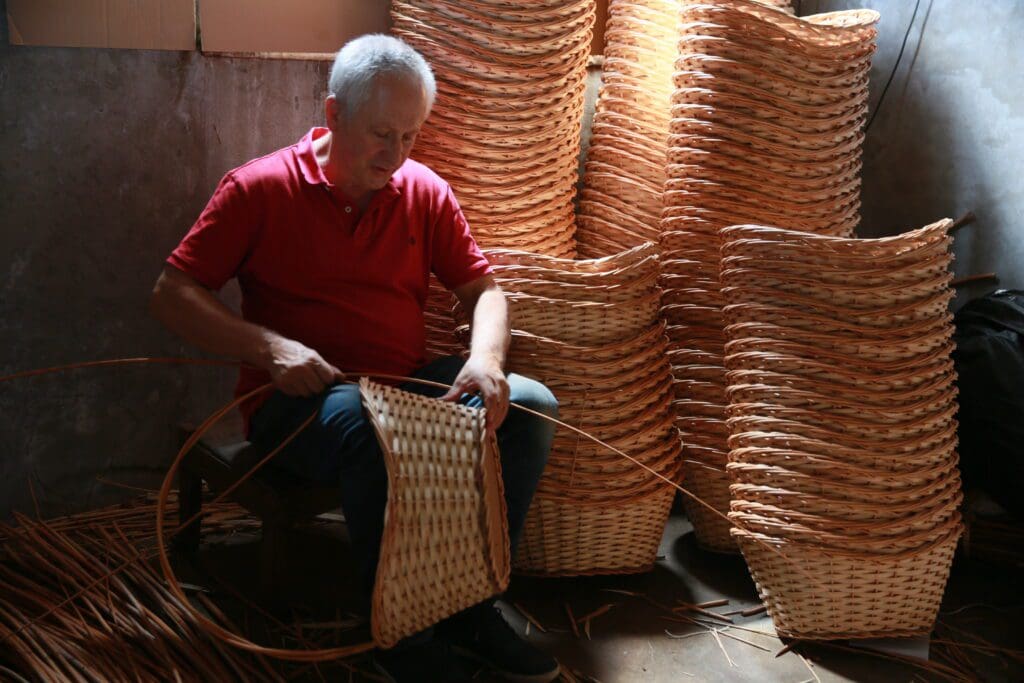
[2,1,1022,518]
[0,1,331,517]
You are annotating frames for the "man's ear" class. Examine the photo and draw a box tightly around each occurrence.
[325,95,341,131]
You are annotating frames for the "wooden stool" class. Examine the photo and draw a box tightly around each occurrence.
[175,428,343,597]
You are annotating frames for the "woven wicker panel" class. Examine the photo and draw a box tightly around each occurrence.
[576,0,677,257]
[719,221,962,639]
[392,0,595,257]
[361,379,510,648]
[662,3,881,552]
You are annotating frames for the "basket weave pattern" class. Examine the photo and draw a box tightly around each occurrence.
[661,1,880,552]
[719,221,963,640]
[456,243,682,576]
[361,379,510,648]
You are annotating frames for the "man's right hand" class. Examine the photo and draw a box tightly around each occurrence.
[151,266,345,396]
[264,336,345,396]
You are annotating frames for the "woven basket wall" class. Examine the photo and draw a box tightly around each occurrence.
[391,0,596,359]
[361,379,510,648]
[719,220,963,640]
[662,1,880,552]
[455,243,682,575]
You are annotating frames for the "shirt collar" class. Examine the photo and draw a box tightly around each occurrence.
[296,127,403,203]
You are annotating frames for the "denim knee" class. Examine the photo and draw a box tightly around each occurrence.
[317,384,380,468]
[506,374,559,447]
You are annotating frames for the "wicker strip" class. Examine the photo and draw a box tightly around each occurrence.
[361,380,510,648]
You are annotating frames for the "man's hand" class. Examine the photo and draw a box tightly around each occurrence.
[442,354,509,434]
[151,266,345,396]
[264,336,345,397]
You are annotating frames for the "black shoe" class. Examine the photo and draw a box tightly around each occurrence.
[439,602,561,683]
[373,638,474,683]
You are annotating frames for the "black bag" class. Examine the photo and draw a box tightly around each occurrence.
[953,289,1024,517]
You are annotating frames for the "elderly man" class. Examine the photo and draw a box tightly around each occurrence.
[151,35,560,683]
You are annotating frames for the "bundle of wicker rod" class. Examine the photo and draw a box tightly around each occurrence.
[719,220,963,640]
[455,243,682,575]
[391,0,596,358]
[575,0,677,257]
[661,1,880,551]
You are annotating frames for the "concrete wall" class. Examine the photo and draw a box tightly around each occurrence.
[0,1,336,517]
[2,0,1022,518]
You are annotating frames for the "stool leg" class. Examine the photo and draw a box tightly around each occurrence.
[260,515,290,599]
[176,468,203,555]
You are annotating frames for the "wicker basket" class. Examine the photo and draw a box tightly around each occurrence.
[514,488,676,576]
[733,526,960,639]
[575,0,677,257]
[681,459,737,553]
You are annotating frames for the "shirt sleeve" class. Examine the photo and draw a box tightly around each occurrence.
[166,172,257,291]
[430,184,492,291]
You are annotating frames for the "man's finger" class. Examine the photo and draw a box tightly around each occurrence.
[490,401,508,432]
[443,375,480,402]
[441,381,465,402]
[313,360,337,386]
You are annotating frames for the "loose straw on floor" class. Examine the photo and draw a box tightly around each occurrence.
[3,357,842,661]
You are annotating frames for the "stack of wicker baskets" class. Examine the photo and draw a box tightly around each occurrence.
[575,0,677,258]
[456,243,682,576]
[755,0,794,13]
[719,220,963,639]
[391,0,596,358]
[661,2,880,551]
[392,0,594,257]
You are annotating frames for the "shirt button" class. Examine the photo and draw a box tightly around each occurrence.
[344,206,352,213]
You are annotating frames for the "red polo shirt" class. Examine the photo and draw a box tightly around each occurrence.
[167,127,491,424]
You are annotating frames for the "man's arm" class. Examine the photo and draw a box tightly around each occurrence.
[150,265,344,396]
[444,273,511,432]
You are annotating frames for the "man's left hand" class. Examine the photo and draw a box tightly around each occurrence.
[441,355,510,434]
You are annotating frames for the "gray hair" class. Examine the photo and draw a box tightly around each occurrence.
[328,34,436,119]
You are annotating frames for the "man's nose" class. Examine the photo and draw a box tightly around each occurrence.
[385,138,404,164]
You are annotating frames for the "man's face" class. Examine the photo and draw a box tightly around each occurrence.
[330,73,430,201]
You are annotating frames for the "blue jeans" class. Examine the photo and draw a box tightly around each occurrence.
[248,355,558,595]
